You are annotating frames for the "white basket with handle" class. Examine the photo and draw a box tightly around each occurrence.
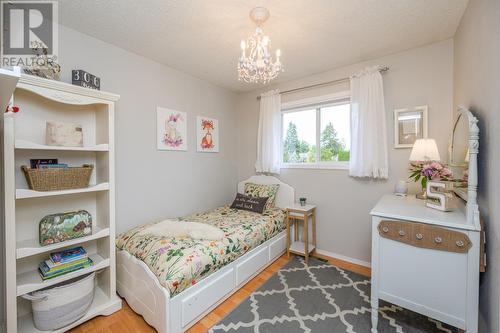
[22,272,96,331]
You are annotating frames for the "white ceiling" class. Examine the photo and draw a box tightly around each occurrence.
[58,0,468,92]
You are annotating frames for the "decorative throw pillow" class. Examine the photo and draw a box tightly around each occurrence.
[230,193,269,214]
[243,182,280,211]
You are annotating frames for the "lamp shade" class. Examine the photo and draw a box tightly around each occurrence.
[409,138,441,162]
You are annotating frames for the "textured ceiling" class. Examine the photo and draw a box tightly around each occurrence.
[58,0,468,92]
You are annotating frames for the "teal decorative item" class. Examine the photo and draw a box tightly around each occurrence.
[39,210,92,246]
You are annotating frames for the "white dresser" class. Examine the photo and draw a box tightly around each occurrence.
[370,194,481,332]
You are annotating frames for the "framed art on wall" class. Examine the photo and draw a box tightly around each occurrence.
[394,105,428,148]
[196,116,219,152]
[157,107,187,151]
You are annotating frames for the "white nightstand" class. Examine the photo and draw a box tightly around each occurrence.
[285,203,317,264]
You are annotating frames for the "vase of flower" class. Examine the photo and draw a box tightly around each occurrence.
[409,161,453,199]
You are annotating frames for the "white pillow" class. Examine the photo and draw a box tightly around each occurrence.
[137,220,224,241]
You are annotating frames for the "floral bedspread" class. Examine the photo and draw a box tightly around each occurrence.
[116,206,286,296]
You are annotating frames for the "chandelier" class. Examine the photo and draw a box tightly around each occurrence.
[238,7,283,84]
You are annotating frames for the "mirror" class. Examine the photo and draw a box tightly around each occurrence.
[449,112,470,201]
[450,113,470,167]
[448,107,480,228]
[449,107,480,209]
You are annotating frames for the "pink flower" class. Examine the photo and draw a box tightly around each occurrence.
[442,168,452,177]
[430,162,443,170]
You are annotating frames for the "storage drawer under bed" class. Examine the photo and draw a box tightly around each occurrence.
[178,232,286,329]
[269,233,286,259]
[236,246,268,285]
[181,268,234,326]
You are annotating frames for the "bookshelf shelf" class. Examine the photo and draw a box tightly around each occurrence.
[16,226,110,259]
[16,182,109,199]
[16,253,109,296]
[15,139,109,152]
[3,74,121,333]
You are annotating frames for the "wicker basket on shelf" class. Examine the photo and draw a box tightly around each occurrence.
[21,164,94,191]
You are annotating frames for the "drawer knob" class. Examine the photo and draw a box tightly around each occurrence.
[434,236,443,244]
[398,230,406,236]
[456,240,465,247]
[382,226,389,233]
[415,233,423,240]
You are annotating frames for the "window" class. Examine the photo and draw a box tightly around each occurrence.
[281,94,350,169]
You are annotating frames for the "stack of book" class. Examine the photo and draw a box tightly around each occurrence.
[39,246,93,280]
[30,158,68,169]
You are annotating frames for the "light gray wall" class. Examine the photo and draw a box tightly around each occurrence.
[453,0,500,332]
[57,25,238,233]
[235,40,454,263]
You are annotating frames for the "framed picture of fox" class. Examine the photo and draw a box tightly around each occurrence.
[196,116,219,153]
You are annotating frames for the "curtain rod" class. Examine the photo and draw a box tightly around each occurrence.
[256,66,389,100]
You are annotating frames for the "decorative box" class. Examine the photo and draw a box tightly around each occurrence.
[46,121,83,147]
[39,210,92,246]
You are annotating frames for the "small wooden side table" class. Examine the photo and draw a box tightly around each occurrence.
[285,204,316,264]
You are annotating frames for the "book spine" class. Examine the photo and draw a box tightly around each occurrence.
[39,262,92,280]
[39,259,93,279]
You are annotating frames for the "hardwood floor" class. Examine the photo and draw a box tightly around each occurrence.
[69,253,370,333]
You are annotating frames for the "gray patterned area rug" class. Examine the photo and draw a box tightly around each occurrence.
[209,256,459,333]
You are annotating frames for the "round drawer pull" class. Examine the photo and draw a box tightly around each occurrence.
[398,230,406,236]
[415,233,423,240]
[434,236,443,244]
[382,226,389,233]
[456,240,465,247]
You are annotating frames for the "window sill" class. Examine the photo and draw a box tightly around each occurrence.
[281,163,349,170]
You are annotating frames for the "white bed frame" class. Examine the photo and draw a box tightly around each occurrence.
[116,175,295,333]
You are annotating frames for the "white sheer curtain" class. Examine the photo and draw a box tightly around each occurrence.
[255,90,281,174]
[349,66,388,179]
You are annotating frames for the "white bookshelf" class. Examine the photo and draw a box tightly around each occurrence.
[2,74,121,333]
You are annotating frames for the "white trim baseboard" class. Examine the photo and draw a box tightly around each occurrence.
[314,248,371,268]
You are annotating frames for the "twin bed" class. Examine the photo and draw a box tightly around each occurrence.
[116,175,295,333]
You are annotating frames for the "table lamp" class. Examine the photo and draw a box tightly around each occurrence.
[409,138,441,199]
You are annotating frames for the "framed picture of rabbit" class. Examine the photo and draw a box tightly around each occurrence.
[157,107,188,151]
[196,116,219,153]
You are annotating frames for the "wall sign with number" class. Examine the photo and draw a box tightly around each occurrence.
[72,70,101,90]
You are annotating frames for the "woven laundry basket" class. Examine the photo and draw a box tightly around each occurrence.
[22,272,95,331]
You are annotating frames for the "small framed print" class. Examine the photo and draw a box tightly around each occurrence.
[157,107,188,151]
[196,116,219,153]
[394,105,428,148]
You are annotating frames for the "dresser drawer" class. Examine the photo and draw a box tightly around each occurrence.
[377,232,468,325]
[378,220,472,253]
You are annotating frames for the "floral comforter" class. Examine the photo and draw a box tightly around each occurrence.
[116,206,286,296]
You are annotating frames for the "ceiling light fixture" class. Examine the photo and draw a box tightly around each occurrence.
[238,7,283,84]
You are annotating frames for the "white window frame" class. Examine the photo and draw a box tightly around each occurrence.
[281,91,351,170]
